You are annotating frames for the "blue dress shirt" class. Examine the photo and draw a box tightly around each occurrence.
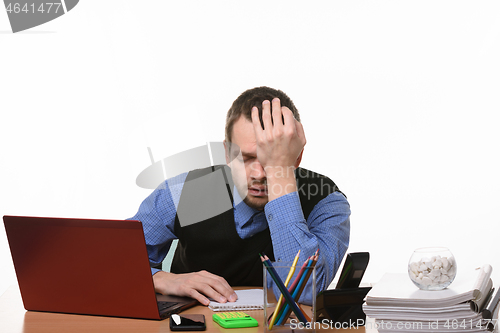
[129,170,350,304]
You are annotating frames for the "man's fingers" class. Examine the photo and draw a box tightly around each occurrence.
[271,98,283,129]
[154,271,237,307]
[281,107,297,132]
[194,270,237,303]
[251,106,264,135]
[261,100,273,132]
[192,282,227,303]
[187,289,210,306]
[180,277,230,306]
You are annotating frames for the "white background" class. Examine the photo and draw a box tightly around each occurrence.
[1,1,500,296]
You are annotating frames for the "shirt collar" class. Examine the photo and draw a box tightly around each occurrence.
[233,185,261,226]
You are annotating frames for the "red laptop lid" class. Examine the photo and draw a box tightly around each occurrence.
[3,216,161,320]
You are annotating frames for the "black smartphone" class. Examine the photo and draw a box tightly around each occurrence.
[170,314,206,331]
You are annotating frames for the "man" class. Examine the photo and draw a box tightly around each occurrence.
[129,87,350,306]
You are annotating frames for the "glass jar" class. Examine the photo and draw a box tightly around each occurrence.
[408,247,456,291]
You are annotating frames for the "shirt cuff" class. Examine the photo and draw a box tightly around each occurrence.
[151,267,162,275]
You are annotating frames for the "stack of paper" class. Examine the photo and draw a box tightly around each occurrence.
[363,265,498,333]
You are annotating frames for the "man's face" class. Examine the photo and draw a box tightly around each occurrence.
[225,116,268,211]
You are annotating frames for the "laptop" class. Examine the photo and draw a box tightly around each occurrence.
[3,215,198,320]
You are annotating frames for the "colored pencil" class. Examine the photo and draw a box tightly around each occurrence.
[271,256,312,325]
[260,254,308,324]
[286,249,318,294]
[277,253,318,325]
[276,257,314,325]
[268,250,300,329]
[286,256,310,294]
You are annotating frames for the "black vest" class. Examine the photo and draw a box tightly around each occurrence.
[170,165,341,286]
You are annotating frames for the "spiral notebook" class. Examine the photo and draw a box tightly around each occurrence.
[209,289,266,311]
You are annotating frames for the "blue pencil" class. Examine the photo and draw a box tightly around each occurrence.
[260,254,308,324]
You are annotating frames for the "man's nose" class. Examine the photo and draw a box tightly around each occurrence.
[249,161,266,180]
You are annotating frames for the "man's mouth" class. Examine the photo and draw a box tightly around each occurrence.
[248,186,268,197]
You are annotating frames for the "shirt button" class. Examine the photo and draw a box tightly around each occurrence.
[268,214,273,221]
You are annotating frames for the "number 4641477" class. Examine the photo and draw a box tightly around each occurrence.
[5,3,62,14]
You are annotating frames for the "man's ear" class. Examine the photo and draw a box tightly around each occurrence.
[223,140,231,166]
[294,149,304,169]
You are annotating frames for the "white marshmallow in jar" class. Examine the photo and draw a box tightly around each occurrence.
[408,247,457,290]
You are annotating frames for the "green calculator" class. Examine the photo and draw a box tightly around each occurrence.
[212,312,259,328]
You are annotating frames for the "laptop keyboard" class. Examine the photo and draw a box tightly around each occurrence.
[157,301,178,312]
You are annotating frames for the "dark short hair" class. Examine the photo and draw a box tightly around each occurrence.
[225,86,301,143]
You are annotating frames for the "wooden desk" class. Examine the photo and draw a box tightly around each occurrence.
[0,285,371,333]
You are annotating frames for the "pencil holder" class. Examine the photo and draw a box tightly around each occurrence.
[263,263,316,331]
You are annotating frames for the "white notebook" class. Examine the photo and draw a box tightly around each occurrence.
[208,289,266,311]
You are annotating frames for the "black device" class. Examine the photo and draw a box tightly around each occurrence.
[170,314,206,331]
[316,252,371,326]
[335,252,370,289]
[482,288,500,320]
